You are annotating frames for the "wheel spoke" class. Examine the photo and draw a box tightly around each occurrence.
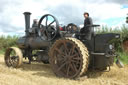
[9,57,13,66]
[45,16,48,26]
[54,48,65,57]
[66,65,70,76]
[72,63,78,72]
[63,41,69,55]
[58,62,67,71]
[12,60,16,67]
[71,52,79,58]
[73,57,81,60]
[44,30,49,40]
[50,28,55,32]
[56,55,64,63]
[10,56,18,67]
[71,59,80,64]
[48,20,55,27]
[47,33,52,40]
[69,45,75,55]
[69,63,76,72]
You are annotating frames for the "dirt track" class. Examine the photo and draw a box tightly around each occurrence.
[0,54,128,85]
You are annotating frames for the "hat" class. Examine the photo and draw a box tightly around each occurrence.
[84,12,89,16]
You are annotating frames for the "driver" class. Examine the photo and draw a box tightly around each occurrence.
[32,19,38,27]
[29,19,38,34]
[80,12,93,40]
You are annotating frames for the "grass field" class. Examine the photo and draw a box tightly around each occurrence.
[0,54,128,85]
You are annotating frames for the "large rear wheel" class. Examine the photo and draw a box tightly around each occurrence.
[49,37,89,79]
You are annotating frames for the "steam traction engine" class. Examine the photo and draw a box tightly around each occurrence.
[4,12,123,79]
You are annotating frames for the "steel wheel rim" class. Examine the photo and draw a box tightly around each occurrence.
[5,47,22,68]
[50,40,83,78]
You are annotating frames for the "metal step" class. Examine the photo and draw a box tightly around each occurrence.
[91,52,105,56]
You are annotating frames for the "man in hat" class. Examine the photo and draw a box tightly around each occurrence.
[80,12,93,40]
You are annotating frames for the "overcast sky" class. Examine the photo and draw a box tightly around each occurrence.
[0,0,128,36]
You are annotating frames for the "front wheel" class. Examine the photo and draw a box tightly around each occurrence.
[4,47,23,68]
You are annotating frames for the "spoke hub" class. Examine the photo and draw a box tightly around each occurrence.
[64,55,72,63]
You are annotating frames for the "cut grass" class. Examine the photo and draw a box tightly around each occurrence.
[0,56,128,85]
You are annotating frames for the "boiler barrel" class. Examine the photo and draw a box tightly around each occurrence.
[17,37,51,50]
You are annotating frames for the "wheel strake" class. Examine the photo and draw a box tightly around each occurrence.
[49,37,89,78]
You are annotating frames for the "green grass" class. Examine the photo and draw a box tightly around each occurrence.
[119,52,128,64]
[0,50,4,55]
[0,35,18,54]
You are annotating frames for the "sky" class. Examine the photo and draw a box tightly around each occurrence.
[0,0,128,36]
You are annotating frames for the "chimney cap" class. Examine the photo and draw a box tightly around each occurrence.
[23,12,31,15]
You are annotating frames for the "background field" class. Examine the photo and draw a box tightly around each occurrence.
[0,26,128,85]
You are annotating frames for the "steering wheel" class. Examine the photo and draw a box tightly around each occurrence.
[66,23,79,33]
[38,14,60,41]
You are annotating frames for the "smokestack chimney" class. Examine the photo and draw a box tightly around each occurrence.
[23,12,31,36]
